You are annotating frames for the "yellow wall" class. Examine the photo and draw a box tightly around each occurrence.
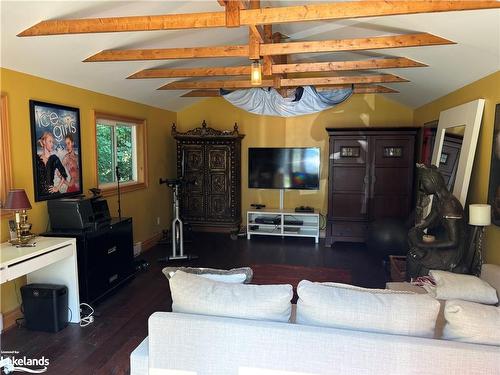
[0,68,176,313]
[414,70,500,265]
[177,94,414,217]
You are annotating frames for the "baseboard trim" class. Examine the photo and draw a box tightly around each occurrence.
[1,306,22,332]
[141,232,163,253]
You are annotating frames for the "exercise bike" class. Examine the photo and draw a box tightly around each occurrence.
[158,177,197,262]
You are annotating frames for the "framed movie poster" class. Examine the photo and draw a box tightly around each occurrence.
[29,100,83,201]
[488,103,500,226]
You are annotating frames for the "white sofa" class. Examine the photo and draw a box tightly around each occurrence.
[130,264,500,375]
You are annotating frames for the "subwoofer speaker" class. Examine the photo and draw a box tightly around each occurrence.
[21,283,68,332]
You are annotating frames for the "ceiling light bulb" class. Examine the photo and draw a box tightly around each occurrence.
[251,60,262,85]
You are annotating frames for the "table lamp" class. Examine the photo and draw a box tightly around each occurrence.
[4,189,36,245]
[467,204,491,275]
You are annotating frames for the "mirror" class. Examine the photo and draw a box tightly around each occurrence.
[431,99,485,206]
[421,123,464,192]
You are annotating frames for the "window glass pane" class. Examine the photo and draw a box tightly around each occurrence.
[116,125,134,182]
[97,124,114,184]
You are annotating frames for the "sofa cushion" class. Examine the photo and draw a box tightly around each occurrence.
[443,299,500,346]
[169,271,293,322]
[423,270,498,304]
[296,281,440,338]
[163,266,253,283]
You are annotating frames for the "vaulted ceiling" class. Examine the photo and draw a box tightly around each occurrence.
[1,1,499,112]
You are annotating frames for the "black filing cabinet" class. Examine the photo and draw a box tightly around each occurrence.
[43,217,134,304]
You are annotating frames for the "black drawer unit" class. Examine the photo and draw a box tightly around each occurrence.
[43,217,134,304]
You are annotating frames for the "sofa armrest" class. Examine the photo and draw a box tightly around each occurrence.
[130,337,148,375]
[481,264,500,298]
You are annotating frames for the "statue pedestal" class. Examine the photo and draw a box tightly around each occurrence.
[389,255,406,282]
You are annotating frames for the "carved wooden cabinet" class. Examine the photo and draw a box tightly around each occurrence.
[325,128,417,246]
[173,121,244,232]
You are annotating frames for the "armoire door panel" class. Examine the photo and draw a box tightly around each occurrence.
[184,145,204,171]
[207,195,230,219]
[332,166,367,193]
[331,222,368,239]
[373,137,413,167]
[209,173,227,194]
[183,194,205,220]
[373,168,410,194]
[331,138,368,165]
[372,195,410,219]
[208,147,229,171]
[331,194,368,220]
[184,172,204,193]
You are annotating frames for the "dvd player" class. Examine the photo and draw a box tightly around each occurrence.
[284,220,304,226]
[254,216,281,225]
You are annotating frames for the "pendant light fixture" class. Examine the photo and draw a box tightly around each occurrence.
[250,60,262,85]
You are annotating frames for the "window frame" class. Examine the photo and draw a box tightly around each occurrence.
[94,111,148,197]
[1,94,13,218]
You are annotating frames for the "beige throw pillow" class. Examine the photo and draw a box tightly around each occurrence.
[443,299,500,346]
[424,270,498,304]
[162,266,253,283]
[169,271,293,322]
[296,281,440,338]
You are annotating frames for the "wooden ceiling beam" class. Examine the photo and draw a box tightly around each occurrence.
[127,57,425,79]
[158,73,407,90]
[128,66,251,78]
[84,45,249,62]
[180,84,399,97]
[181,90,222,97]
[86,33,447,62]
[272,57,426,73]
[159,79,275,90]
[259,33,454,56]
[281,74,407,87]
[19,2,500,36]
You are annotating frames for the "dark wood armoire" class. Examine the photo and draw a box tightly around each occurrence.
[172,121,244,233]
[325,128,417,246]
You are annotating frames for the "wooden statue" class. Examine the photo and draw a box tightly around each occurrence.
[406,164,468,280]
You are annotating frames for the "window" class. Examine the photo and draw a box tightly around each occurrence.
[94,112,147,195]
[0,94,13,217]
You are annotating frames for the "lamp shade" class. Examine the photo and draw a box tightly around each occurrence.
[469,204,491,226]
[4,189,32,210]
[250,60,262,85]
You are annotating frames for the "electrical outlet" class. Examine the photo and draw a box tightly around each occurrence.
[156,217,160,225]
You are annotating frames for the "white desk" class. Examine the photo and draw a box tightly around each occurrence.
[0,237,80,323]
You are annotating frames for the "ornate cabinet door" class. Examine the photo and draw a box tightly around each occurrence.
[173,121,244,233]
[182,144,205,221]
[206,144,231,220]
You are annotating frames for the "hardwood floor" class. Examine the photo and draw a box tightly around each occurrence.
[0,233,386,374]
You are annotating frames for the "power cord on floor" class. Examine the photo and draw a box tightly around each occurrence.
[79,303,95,327]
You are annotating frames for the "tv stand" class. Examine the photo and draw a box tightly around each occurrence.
[247,208,319,243]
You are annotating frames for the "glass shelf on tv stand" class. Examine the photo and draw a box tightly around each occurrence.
[246,208,319,243]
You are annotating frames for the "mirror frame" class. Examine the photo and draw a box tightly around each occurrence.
[431,99,485,206]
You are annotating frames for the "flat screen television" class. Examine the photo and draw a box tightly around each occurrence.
[248,147,320,190]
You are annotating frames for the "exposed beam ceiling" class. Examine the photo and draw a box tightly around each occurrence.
[84,33,452,62]
[13,1,500,107]
[18,2,500,36]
